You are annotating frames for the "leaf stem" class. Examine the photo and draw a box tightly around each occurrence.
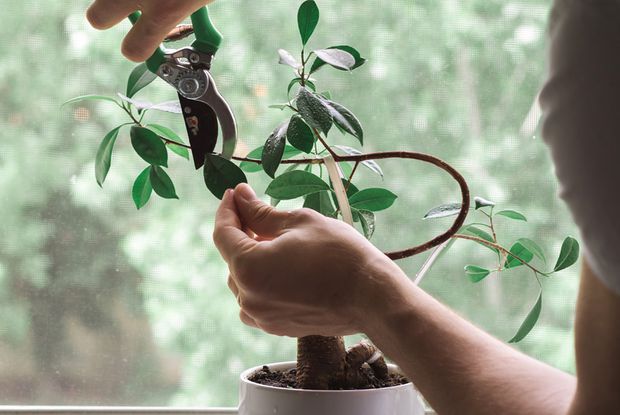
[452,234,546,275]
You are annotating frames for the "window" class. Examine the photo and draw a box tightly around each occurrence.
[0,0,576,408]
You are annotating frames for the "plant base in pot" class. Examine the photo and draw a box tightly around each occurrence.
[239,361,426,415]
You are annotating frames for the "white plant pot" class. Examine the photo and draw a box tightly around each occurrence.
[239,361,426,415]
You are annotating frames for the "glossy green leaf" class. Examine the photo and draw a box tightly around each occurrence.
[334,145,383,177]
[464,265,491,283]
[262,121,289,178]
[240,145,302,173]
[516,238,546,263]
[296,87,332,135]
[269,104,290,110]
[149,165,178,199]
[266,170,330,200]
[303,190,336,218]
[146,124,190,160]
[287,114,315,153]
[204,154,248,200]
[126,63,157,98]
[167,143,190,160]
[357,209,376,239]
[130,126,168,167]
[460,225,498,254]
[474,196,495,210]
[424,203,463,219]
[95,125,123,187]
[508,292,542,343]
[310,45,367,73]
[62,94,119,107]
[297,0,319,46]
[278,49,301,69]
[321,100,363,144]
[132,167,152,210]
[496,209,527,222]
[348,188,397,212]
[313,49,355,70]
[553,237,580,272]
[288,78,316,95]
[504,242,534,269]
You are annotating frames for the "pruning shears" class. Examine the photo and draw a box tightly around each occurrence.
[128,7,237,168]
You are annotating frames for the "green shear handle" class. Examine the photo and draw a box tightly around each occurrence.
[128,6,223,73]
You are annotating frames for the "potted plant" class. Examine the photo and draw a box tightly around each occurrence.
[66,1,579,413]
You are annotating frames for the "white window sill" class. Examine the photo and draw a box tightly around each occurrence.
[0,407,436,414]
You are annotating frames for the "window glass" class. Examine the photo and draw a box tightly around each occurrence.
[0,0,577,407]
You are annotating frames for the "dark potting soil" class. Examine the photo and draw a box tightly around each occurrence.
[248,365,410,390]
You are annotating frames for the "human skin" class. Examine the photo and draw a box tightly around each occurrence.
[214,184,620,414]
[88,0,620,412]
[86,0,214,62]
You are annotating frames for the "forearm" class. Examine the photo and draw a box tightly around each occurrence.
[361,264,575,415]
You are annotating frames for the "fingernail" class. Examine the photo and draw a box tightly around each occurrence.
[223,189,234,200]
[235,183,256,202]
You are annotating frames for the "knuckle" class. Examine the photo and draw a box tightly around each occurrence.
[252,202,274,223]
[291,208,319,223]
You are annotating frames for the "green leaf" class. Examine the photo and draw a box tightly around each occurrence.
[167,143,190,160]
[204,154,248,200]
[553,237,580,272]
[296,87,332,135]
[464,265,491,283]
[149,165,178,199]
[474,196,495,210]
[278,49,301,69]
[62,94,119,107]
[424,203,462,220]
[262,121,289,178]
[334,145,383,177]
[303,190,336,218]
[516,238,546,263]
[266,170,330,200]
[357,209,376,239]
[504,242,534,269]
[348,188,397,212]
[126,63,157,98]
[496,210,527,222]
[145,124,190,160]
[460,225,498,254]
[288,78,316,95]
[321,100,364,144]
[297,0,319,46]
[130,126,168,167]
[240,145,302,173]
[310,45,367,73]
[145,124,183,142]
[287,114,315,153]
[508,292,542,343]
[95,126,123,187]
[132,167,153,210]
[269,104,290,110]
[313,49,355,70]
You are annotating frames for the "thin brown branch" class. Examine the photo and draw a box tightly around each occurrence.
[234,148,470,260]
[344,161,360,193]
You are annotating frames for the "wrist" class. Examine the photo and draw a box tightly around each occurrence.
[351,253,417,336]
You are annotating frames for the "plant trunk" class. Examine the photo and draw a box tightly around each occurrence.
[296,335,347,389]
[296,335,389,390]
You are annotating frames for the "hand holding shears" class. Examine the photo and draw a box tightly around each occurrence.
[87,1,237,166]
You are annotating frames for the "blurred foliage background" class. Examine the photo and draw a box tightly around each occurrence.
[0,0,578,407]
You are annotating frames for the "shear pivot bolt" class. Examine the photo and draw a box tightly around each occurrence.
[179,78,200,95]
[189,53,200,64]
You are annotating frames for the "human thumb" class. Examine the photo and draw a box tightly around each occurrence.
[233,183,291,238]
